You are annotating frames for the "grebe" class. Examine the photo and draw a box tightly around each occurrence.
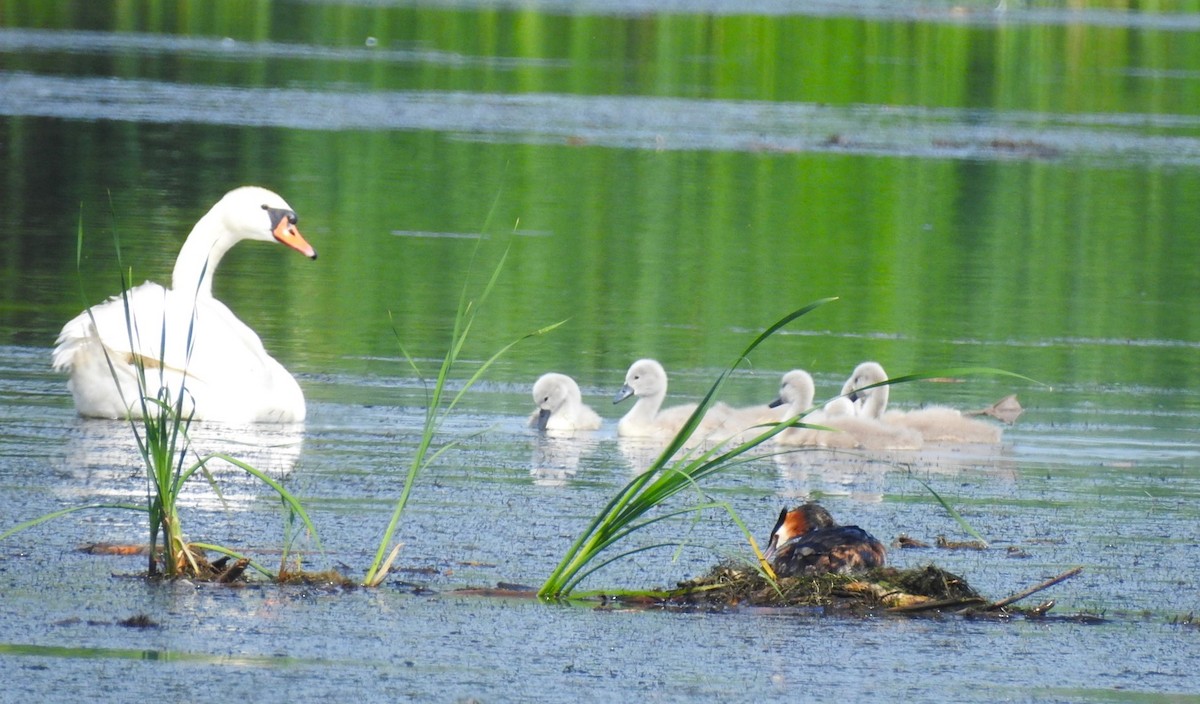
[763,503,886,577]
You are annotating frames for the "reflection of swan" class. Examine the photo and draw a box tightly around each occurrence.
[617,435,676,474]
[529,432,600,487]
[52,187,317,423]
[60,419,303,509]
[771,452,886,503]
[612,359,730,439]
[528,373,601,432]
[841,362,1003,444]
[773,370,921,451]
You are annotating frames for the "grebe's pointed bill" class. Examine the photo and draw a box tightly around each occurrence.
[764,507,789,561]
[613,384,634,404]
[536,407,552,431]
[267,206,317,259]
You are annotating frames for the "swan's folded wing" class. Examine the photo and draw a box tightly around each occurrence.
[53,283,173,372]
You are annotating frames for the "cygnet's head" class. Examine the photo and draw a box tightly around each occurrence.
[613,358,667,404]
[843,361,890,416]
[769,369,815,411]
[532,373,581,430]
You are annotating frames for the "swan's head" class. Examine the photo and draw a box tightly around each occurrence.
[217,186,317,259]
[532,373,581,431]
[613,358,666,404]
[770,369,815,410]
[764,503,837,561]
[842,361,889,415]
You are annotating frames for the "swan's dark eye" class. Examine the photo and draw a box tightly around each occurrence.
[265,207,298,231]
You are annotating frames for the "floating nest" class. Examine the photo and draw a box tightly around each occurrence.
[625,562,1082,618]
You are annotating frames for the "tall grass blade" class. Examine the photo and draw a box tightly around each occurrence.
[0,503,147,542]
[363,241,561,588]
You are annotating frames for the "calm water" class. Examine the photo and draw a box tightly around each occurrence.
[2,1,1200,701]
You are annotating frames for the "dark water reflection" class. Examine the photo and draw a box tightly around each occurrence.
[2,2,1200,700]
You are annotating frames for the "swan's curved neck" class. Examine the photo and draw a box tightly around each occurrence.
[861,385,889,419]
[625,391,664,425]
[171,210,236,298]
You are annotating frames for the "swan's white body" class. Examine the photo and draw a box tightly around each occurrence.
[52,187,316,423]
[613,359,731,439]
[529,373,602,432]
[708,402,783,444]
[772,369,921,450]
[842,361,1001,444]
[884,406,1002,443]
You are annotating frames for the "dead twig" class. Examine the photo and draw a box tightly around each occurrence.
[987,567,1082,611]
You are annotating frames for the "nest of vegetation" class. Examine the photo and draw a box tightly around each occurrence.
[640,562,1072,618]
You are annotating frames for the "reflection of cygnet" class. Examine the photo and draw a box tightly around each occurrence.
[772,369,922,451]
[613,359,730,439]
[842,361,1002,444]
[529,373,601,432]
[530,433,599,487]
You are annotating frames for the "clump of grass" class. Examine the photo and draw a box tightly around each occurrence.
[2,212,318,582]
[363,243,563,587]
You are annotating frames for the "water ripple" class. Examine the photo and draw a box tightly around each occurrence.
[4,70,1200,165]
[0,28,558,69]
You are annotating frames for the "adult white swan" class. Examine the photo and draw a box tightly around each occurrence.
[52,186,317,423]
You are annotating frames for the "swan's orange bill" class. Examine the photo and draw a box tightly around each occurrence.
[273,218,317,259]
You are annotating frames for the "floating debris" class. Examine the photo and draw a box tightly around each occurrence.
[936,535,989,550]
[117,614,158,629]
[967,394,1025,424]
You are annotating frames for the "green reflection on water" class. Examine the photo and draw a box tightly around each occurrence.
[1,1,1198,416]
